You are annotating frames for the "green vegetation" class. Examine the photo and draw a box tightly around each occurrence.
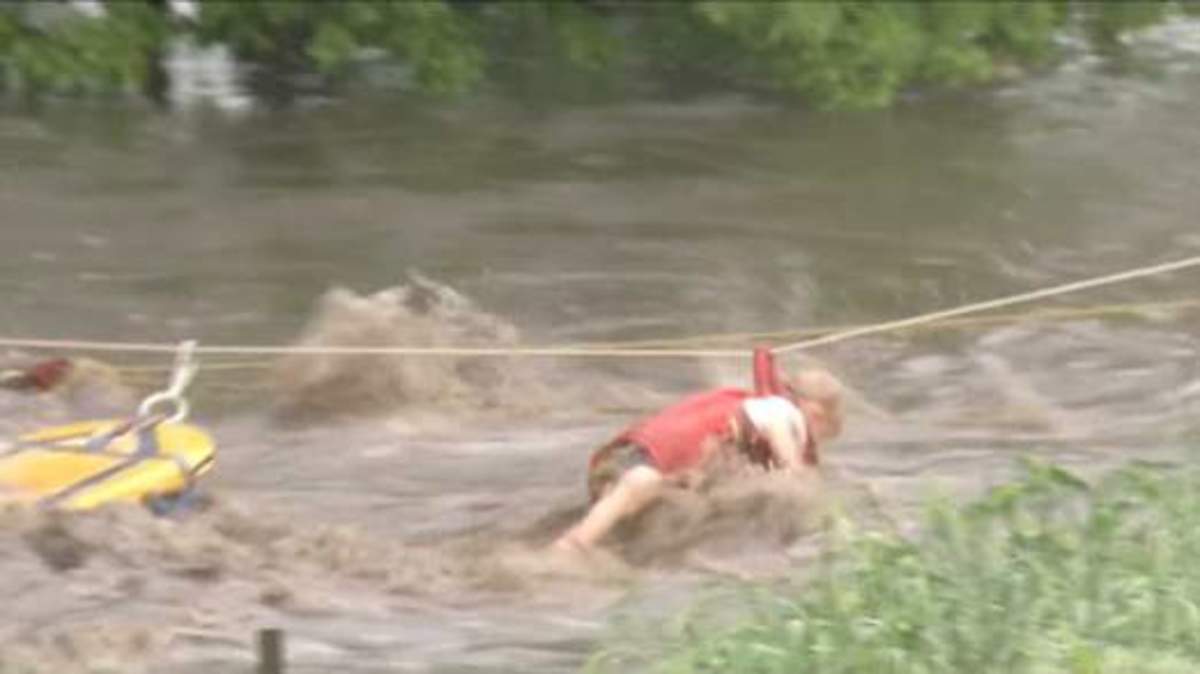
[192,2,483,95]
[0,3,167,94]
[589,459,1200,674]
[0,1,1192,108]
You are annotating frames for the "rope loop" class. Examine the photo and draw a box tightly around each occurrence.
[137,340,197,423]
[137,392,190,425]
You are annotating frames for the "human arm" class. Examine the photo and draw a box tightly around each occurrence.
[739,396,809,472]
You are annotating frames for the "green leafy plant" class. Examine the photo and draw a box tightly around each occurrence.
[590,460,1200,674]
[193,1,483,94]
[0,3,167,94]
[0,1,1193,108]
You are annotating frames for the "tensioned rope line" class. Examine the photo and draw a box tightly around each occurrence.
[0,337,748,358]
[104,296,1200,376]
[570,297,1200,350]
[773,253,1200,354]
[1,254,1199,360]
[84,298,1193,382]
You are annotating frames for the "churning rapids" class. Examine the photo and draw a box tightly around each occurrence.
[2,18,1200,674]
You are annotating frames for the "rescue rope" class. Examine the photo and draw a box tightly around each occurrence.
[570,297,1200,351]
[0,254,1198,361]
[94,296,1200,380]
[116,361,274,373]
[0,339,748,358]
[773,254,1200,355]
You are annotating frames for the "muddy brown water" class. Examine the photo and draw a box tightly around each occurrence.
[2,20,1200,673]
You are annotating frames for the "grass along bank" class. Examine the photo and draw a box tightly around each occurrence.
[589,458,1200,674]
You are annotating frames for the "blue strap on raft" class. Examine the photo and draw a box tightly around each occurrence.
[16,415,209,514]
[3,343,212,514]
[40,416,167,510]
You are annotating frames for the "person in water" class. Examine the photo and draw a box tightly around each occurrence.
[553,347,844,553]
[0,356,134,413]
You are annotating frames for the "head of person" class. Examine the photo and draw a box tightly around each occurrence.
[26,358,74,392]
[0,358,72,392]
[788,368,844,443]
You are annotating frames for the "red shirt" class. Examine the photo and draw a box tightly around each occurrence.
[589,347,817,477]
[616,387,750,475]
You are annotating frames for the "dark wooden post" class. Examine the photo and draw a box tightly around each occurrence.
[257,628,285,674]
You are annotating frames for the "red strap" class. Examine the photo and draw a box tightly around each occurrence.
[752,347,781,396]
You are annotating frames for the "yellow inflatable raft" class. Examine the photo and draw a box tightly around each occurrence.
[0,418,215,511]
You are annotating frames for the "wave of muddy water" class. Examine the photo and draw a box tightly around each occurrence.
[2,18,1200,673]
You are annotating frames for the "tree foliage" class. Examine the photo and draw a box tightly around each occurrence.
[0,1,1191,108]
[0,3,167,94]
[193,1,483,94]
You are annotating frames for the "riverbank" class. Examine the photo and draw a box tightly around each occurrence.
[590,458,1200,674]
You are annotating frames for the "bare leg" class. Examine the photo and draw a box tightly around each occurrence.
[554,465,665,551]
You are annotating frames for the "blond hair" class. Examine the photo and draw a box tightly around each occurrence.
[791,369,845,439]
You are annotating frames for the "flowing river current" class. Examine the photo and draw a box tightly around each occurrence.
[1,19,1200,674]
